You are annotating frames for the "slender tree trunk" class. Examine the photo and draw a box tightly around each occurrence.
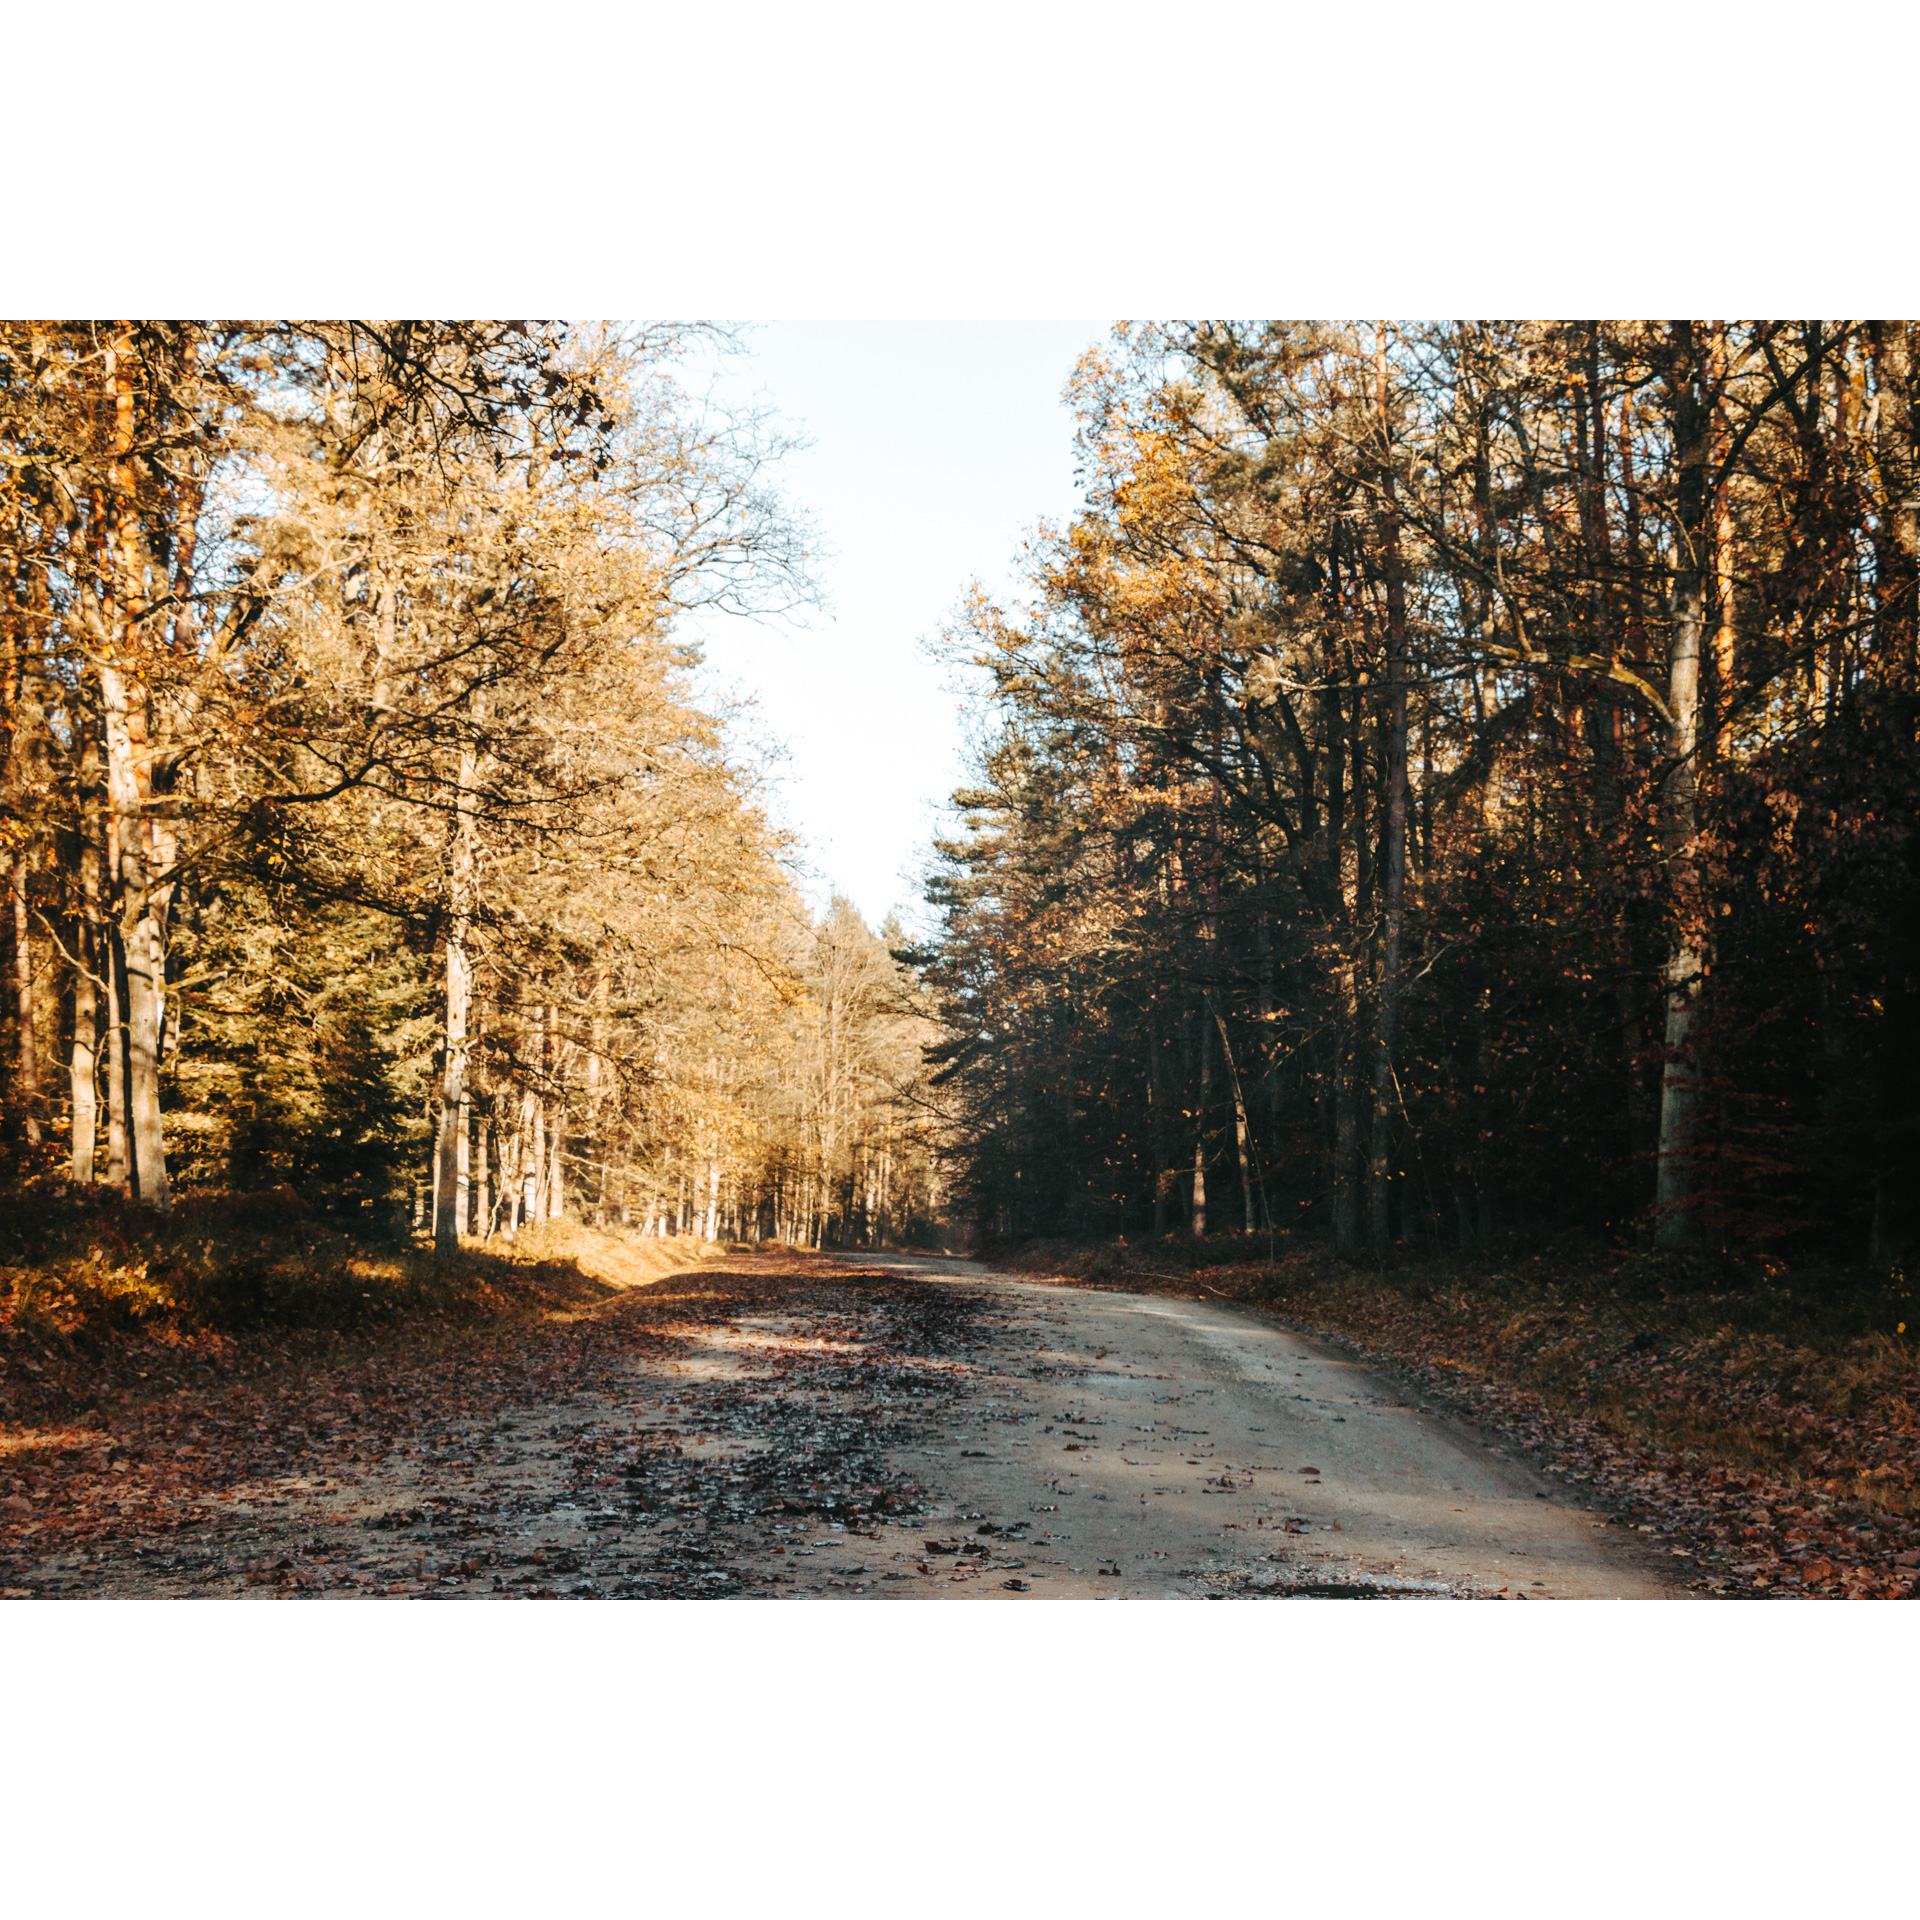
[1211,1002,1257,1234]
[1654,323,1711,1251]
[69,928,99,1185]
[508,1134,521,1235]
[10,849,38,1144]
[1332,969,1363,1255]
[521,1093,539,1228]
[585,968,607,1221]
[1710,322,1738,762]
[1190,1001,1210,1236]
[456,1092,472,1236]
[431,734,477,1259]
[1148,994,1170,1235]
[100,661,169,1209]
[371,573,396,715]
[1370,342,1411,1260]
[105,921,130,1192]
[90,336,171,1208]
[476,1114,492,1240]
[1867,323,1917,689]
[1257,908,1279,1162]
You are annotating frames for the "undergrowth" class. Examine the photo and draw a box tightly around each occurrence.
[0,1183,722,1425]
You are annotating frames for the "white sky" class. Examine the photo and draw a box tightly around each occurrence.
[681,321,1103,934]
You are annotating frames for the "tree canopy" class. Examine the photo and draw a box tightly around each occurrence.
[915,321,1918,1271]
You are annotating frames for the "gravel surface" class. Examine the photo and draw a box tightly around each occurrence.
[1,1247,1685,1600]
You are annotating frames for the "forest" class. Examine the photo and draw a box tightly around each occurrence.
[0,322,942,1261]
[5,319,1917,1280]
[918,322,1918,1276]
[5,318,1919,1609]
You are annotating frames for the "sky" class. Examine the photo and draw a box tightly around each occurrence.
[680,321,1104,935]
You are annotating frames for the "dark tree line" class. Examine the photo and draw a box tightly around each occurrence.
[917,322,1918,1271]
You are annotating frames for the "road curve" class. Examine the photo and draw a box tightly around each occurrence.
[831,1253,1684,1600]
[5,1245,1686,1600]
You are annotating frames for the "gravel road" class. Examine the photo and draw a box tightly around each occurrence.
[4,1247,1684,1599]
[820,1254,1683,1600]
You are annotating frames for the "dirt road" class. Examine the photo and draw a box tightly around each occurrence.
[850,1254,1682,1598]
[2,1247,1683,1599]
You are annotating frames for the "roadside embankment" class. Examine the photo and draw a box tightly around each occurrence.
[0,1182,724,1430]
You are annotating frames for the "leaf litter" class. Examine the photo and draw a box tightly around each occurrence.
[0,1247,1002,1600]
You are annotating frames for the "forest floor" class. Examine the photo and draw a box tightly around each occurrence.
[4,1231,1686,1599]
[997,1237,1920,1599]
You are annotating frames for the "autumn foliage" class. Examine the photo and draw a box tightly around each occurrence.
[0,322,939,1283]
[916,322,1919,1280]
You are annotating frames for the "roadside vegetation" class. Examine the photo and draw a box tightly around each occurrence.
[0,1184,724,1429]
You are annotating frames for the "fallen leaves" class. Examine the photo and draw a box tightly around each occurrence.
[0,1245,1002,1600]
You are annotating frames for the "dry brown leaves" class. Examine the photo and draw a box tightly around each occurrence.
[0,1240,993,1600]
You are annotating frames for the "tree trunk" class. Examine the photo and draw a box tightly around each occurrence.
[1257,909,1279,1171]
[91,336,171,1208]
[1332,967,1363,1255]
[100,660,170,1209]
[1148,994,1170,1235]
[475,1114,492,1240]
[532,1092,548,1223]
[456,1092,472,1234]
[1654,323,1711,1251]
[430,867,473,1255]
[105,922,129,1191]
[10,848,38,1144]
[68,926,99,1186]
[1211,1002,1257,1234]
[1370,342,1411,1261]
[1710,322,1738,762]
[1190,1000,1210,1237]
[1867,323,1917,689]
